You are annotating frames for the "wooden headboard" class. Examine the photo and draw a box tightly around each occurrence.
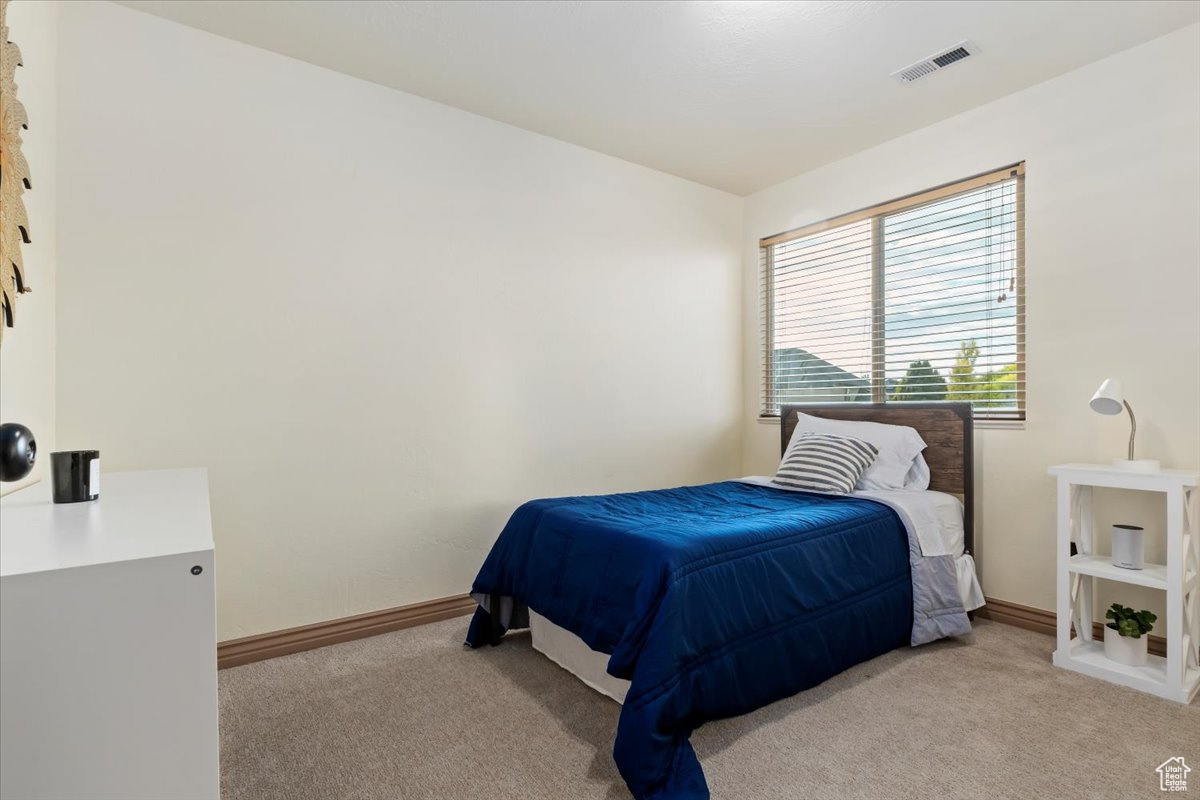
[780,402,974,554]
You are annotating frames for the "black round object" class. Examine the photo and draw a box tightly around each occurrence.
[0,423,37,482]
[191,566,203,576]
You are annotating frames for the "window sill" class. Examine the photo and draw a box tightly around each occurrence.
[757,414,1026,430]
[974,418,1026,430]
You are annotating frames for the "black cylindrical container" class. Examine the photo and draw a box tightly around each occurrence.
[51,450,101,503]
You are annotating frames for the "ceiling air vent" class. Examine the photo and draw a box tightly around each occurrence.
[891,41,978,84]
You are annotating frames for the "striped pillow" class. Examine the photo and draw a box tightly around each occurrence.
[773,433,879,495]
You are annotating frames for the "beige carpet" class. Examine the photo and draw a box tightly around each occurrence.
[219,617,1198,800]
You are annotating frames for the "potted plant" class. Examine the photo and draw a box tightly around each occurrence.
[1103,603,1157,666]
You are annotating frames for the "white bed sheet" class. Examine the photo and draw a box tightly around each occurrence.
[530,481,984,702]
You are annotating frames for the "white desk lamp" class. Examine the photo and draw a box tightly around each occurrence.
[1089,378,1159,472]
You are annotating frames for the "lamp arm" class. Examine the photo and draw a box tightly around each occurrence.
[1123,400,1136,461]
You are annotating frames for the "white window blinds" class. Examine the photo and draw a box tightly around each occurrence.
[760,164,1025,420]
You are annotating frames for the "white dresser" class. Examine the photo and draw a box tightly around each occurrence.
[1,469,219,800]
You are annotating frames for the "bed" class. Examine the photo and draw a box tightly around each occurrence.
[465,403,982,800]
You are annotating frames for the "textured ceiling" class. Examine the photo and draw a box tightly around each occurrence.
[115,0,1199,195]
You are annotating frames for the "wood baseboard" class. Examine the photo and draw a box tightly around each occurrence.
[977,596,1166,658]
[217,593,477,669]
[218,592,1165,670]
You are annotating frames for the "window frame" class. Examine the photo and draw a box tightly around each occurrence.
[759,163,1026,421]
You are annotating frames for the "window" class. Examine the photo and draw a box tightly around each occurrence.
[760,163,1025,420]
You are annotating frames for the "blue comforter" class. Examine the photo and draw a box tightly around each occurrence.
[465,481,914,799]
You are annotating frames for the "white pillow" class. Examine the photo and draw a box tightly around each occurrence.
[903,454,931,490]
[785,412,927,491]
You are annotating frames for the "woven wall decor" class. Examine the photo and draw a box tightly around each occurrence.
[0,0,32,345]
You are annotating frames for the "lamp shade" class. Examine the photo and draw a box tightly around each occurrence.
[1090,378,1124,415]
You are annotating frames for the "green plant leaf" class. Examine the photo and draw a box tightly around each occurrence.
[1105,604,1156,636]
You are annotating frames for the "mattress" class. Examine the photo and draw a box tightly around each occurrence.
[529,486,982,706]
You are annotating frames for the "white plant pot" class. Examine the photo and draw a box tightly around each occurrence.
[1111,524,1144,570]
[1104,628,1148,666]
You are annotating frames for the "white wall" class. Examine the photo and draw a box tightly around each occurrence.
[0,0,56,495]
[56,2,743,639]
[742,25,1200,620]
[53,2,1196,637]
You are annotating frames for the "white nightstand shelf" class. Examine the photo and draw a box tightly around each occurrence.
[1067,554,1169,590]
[1049,463,1200,703]
[1065,639,1168,684]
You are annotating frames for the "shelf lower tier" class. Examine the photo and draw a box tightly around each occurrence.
[1053,638,1199,703]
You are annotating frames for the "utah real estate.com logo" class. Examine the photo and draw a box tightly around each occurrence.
[1158,757,1190,792]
